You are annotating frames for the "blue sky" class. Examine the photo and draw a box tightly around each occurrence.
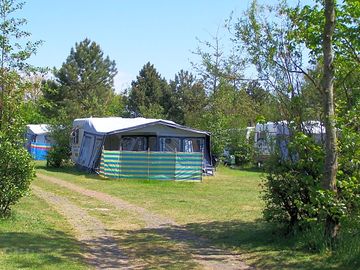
[21,0,306,92]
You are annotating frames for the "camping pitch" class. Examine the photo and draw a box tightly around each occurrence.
[71,117,213,180]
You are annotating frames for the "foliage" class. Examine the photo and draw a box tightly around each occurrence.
[336,100,360,214]
[43,39,119,167]
[0,73,35,217]
[46,122,72,168]
[0,136,34,217]
[262,132,324,230]
[228,128,255,165]
[127,62,170,118]
[0,0,39,216]
[232,0,359,242]
[53,38,118,118]
[262,109,360,232]
[167,70,207,125]
[195,80,257,156]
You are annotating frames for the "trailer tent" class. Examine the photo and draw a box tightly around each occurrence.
[25,124,53,160]
[71,117,214,177]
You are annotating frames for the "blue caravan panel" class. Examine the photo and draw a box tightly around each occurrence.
[30,142,52,160]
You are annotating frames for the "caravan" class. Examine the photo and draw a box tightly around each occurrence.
[254,121,325,164]
[25,124,53,160]
[70,117,214,175]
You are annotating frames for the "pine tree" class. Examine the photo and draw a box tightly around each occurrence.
[54,38,117,118]
[168,70,207,125]
[127,62,170,118]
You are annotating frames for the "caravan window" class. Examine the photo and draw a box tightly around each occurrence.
[159,137,180,152]
[72,128,80,144]
[184,138,204,153]
[121,137,147,151]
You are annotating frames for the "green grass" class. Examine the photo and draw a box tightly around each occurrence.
[36,162,264,224]
[33,176,145,231]
[22,161,360,269]
[0,193,89,270]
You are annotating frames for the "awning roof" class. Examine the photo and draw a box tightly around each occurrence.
[73,117,210,136]
[26,124,50,135]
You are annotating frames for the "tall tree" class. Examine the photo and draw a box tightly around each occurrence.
[44,39,118,167]
[54,38,117,118]
[322,0,338,239]
[233,1,309,125]
[127,62,170,118]
[288,0,359,240]
[0,0,38,216]
[192,30,245,94]
[168,70,207,125]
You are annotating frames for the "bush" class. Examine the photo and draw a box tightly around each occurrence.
[0,140,34,217]
[262,124,360,234]
[228,128,255,166]
[262,132,324,231]
[46,124,72,168]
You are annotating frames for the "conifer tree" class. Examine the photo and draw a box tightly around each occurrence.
[54,38,117,118]
[127,62,170,118]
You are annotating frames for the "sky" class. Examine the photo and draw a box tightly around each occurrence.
[20,0,302,93]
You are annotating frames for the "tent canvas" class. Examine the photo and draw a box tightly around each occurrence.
[71,117,213,175]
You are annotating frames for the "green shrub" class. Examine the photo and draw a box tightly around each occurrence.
[46,124,72,168]
[262,132,324,231]
[0,139,34,217]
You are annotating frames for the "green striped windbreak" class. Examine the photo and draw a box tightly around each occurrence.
[100,150,203,181]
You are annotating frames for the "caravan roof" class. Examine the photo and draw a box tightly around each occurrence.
[73,117,210,135]
[26,124,50,135]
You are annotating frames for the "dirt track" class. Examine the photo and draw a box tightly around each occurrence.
[32,185,131,270]
[35,173,255,270]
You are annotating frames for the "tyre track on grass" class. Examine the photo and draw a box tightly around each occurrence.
[31,185,131,270]
[36,173,256,270]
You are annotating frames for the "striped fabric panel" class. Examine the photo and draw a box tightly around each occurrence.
[100,150,203,181]
[30,143,52,160]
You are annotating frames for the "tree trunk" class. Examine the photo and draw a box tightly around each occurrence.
[322,0,339,240]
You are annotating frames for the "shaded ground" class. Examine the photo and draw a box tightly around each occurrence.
[35,173,255,270]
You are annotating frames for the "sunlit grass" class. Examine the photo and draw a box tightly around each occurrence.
[33,161,360,269]
[0,193,89,270]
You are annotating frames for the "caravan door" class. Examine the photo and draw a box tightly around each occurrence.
[78,134,94,168]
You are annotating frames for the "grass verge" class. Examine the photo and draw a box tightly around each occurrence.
[0,193,88,270]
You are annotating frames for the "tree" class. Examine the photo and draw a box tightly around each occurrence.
[167,70,207,125]
[0,0,38,216]
[44,38,118,167]
[322,0,339,240]
[288,0,359,241]
[196,80,257,156]
[233,1,310,125]
[232,0,359,242]
[127,62,170,118]
[192,30,245,94]
[54,38,117,118]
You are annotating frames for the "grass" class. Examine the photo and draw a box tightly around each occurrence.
[36,162,264,224]
[3,161,358,269]
[0,193,89,270]
[33,176,145,231]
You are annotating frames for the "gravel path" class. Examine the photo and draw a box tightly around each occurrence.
[32,185,131,270]
[36,173,256,270]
